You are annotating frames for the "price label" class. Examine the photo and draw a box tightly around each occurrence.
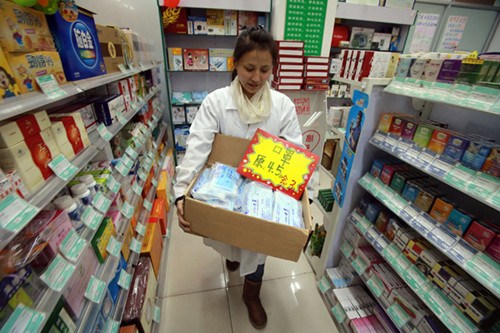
[372,235,390,253]
[358,174,373,189]
[92,192,112,213]
[387,303,411,328]
[132,182,143,196]
[85,275,106,303]
[331,304,346,324]
[107,176,121,194]
[48,154,78,181]
[318,276,330,293]
[427,226,458,251]
[118,64,128,73]
[404,266,429,290]
[106,236,122,257]
[371,131,387,146]
[133,136,143,149]
[125,146,139,160]
[82,206,104,230]
[365,227,380,245]
[371,179,384,195]
[130,238,142,253]
[367,275,384,298]
[422,287,452,316]
[351,256,368,275]
[148,120,154,129]
[400,205,420,223]
[418,150,436,168]
[104,319,120,333]
[117,111,128,125]
[35,74,67,99]
[445,165,475,188]
[115,160,131,177]
[393,255,410,274]
[153,305,161,323]
[341,241,354,258]
[40,254,76,292]
[121,201,135,219]
[441,307,477,333]
[466,253,500,285]
[469,173,499,198]
[1,304,46,333]
[395,140,412,155]
[428,158,454,178]
[97,123,113,141]
[392,196,408,211]
[143,199,153,211]
[448,240,477,266]
[152,178,159,188]
[383,134,399,151]
[122,154,135,169]
[59,228,87,263]
[383,244,400,260]
[357,217,372,234]
[136,223,147,236]
[411,214,437,235]
[137,169,147,181]
[118,269,132,290]
[0,194,40,233]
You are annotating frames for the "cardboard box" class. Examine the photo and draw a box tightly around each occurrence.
[0,0,56,53]
[91,216,117,263]
[184,135,312,262]
[46,5,106,80]
[50,113,90,159]
[464,220,497,252]
[0,110,51,148]
[6,51,66,94]
[141,221,163,278]
[96,25,125,73]
[428,129,452,155]
[0,46,21,99]
[121,222,135,261]
[0,128,61,192]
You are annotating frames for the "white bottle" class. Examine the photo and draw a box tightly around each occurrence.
[80,174,98,196]
[54,195,84,232]
[71,183,93,206]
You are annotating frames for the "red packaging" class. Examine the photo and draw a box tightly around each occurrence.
[303,70,329,78]
[277,63,304,71]
[304,84,329,91]
[306,63,329,71]
[162,7,188,34]
[486,234,500,262]
[278,56,303,64]
[150,198,167,235]
[338,49,348,78]
[305,77,329,85]
[428,129,452,155]
[271,81,301,91]
[278,48,304,57]
[359,51,376,80]
[400,119,419,140]
[380,164,406,185]
[388,117,405,136]
[464,220,497,252]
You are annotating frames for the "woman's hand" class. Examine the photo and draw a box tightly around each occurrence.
[176,198,191,232]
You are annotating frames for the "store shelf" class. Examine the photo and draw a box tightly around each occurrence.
[383,80,500,117]
[0,65,157,122]
[167,70,233,73]
[348,210,480,333]
[319,164,336,181]
[313,199,335,223]
[316,276,350,333]
[335,3,417,25]
[332,76,392,91]
[331,47,402,54]
[358,173,500,299]
[369,131,500,212]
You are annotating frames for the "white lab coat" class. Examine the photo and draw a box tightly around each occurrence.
[174,86,304,276]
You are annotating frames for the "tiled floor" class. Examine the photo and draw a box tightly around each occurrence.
[158,171,337,332]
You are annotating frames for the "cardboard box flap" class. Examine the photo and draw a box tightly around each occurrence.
[208,134,249,167]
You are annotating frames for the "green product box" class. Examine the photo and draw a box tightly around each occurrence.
[413,124,434,148]
[485,62,500,82]
[91,217,116,263]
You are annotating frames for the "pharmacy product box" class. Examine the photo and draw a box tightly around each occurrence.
[0,110,51,148]
[0,46,21,99]
[91,289,116,332]
[91,216,117,263]
[41,296,76,333]
[428,129,452,155]
[141,220,163,278]
[151,198,167,235]
[184,134,312,262]
[400,119,419,140]
[63,247,98,320]
[120,325,140,333]
[6,51,66,94]
[486,234,500,262]
[445,209,474,236]
[94,95,125,126]
[413,124,434,148]
[46,4,106,80]
[108,255,127,303]
[50,113,90,158]
[461,140,494,171]
[167,47,183,71]
[121,222,135,261]
[96,25,124,73]
[388,116,405,136]
[464,220,497,252]
[481,146,500,177]
[0,128,60,192]
[123,257,157,333]
[0,0,56,53]
[442,134,470,163]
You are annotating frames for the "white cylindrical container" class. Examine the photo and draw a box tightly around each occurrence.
[80,174,98,196]
[71,183,93,206]
[54,195,84,232]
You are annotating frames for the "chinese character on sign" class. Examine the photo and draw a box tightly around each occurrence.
[253,154,266,168]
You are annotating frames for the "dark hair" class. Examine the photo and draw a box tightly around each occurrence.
[231,26,278,80]
[0,67,16,85]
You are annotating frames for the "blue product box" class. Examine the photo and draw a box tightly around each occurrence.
[370,159,387,179]
[46,1,106,81]
[460,141,493,171]
[401,180,421,203]
[365,202,383,223]
[445,209,473,236]
[174,126,190,151]
[92,289,116,333]
[94,95,124,126]
[108,255,127,303]
[442,135,469,163]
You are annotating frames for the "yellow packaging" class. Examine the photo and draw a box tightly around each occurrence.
[0,0,56,53]
[141,221,163,278]
[156,170,168,210]
[121,222,135,261]
[7,51,66,94]
[386,53,400,78]
[378,113,396,133]
[0,45,21,98]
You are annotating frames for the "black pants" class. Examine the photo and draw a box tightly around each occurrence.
[246,264,265,282]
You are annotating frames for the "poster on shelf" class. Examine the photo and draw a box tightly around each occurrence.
[438,15,468,52]
[409,13,440,53]
[333,90,369,207]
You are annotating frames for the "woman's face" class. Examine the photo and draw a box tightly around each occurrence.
[235,49,273,99]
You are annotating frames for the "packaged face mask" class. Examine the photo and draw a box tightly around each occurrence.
[191,168,213,199]
[206,198,235,211]
[234,179,250,213]
[195,163,242,201]
[242,182,274,220]
[272,190,304,228]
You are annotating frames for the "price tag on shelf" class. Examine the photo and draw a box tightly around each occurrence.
[411,214,437,235]
[143,199,153,211]
[357,217,372,235]
[358,174,373,189]
[404,266,429,290]
[147,120,154,129]
[331,304,346,324]
[82,206,104,230]
[118,269,132,290]
[0,193,40,233]
[444,165,475,188]
[383,134,399,151]
[133,136,143,149]
[351,256,368,275]
[401,147,424,167]
[1,304,46,333]
[447,240,478,266]
[394,139,413,155]
[136,223,147,236]
[382,244,400,261]
[130,238,142,253]
[106,175,121,194]
[125,146,139,160]
[392,196,408,212]
[122,154,135,170]
[132,182,143,196]
[469,173,500,198]
[106,236,121,257]
[364,227,380,245]
[381,186,395,201]
[137,169,147,182]
[121,201,135,219]
[366,275,384,298]
[152,114,160,123]
[153,305,161,323]
[427,225,458,251]
[393,255,411,275]
[59,228,87,263]
[400,205,420,224]
[418,149,437,169]
[40,254,76,292]
[441,307,477,333]
[36,74,67,99]
[370,131,386,146]
[465,253,500,288]
[490,189,500,208]
[115,160,131,177]
[387,303,411,328]
[118,64,128,73]
[318,276,330,293]
[92,192,112,213]
[97,123,113,142]
[48,154,78,181]
[428,157,454,178]
[340,241,354,258]
[84,275,106,303]
[104,319,120,333]
[152,178,158,188]
[117,111,128,125]
[372,235,390,253]
[371,178,384,196]
[422,287,452,316]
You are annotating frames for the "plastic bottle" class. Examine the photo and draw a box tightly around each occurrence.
[54,195,84,232]
[79,174,98,196]
[71,183,93,206]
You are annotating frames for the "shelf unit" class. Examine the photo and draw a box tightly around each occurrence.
[335,3,416,26]
[332,76,392,94]
[319,165,336,181]
[316,275,350,333]
[0,84,162,252]
[348,210,480,333]
[358,173,500,299]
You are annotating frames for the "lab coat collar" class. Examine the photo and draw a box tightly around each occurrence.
[225,93,238,111]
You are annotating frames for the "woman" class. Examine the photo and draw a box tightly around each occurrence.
[174,26,304,329]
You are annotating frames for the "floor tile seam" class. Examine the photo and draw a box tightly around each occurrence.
[225,271,314,289]
[159,285,229,298]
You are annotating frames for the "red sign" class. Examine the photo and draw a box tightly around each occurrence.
[293,97,311,115]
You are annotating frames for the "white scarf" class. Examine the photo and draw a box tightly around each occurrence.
[230,76,272,124]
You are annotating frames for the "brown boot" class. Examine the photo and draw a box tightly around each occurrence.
[225,259,240,272]
[243,278,267,329]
